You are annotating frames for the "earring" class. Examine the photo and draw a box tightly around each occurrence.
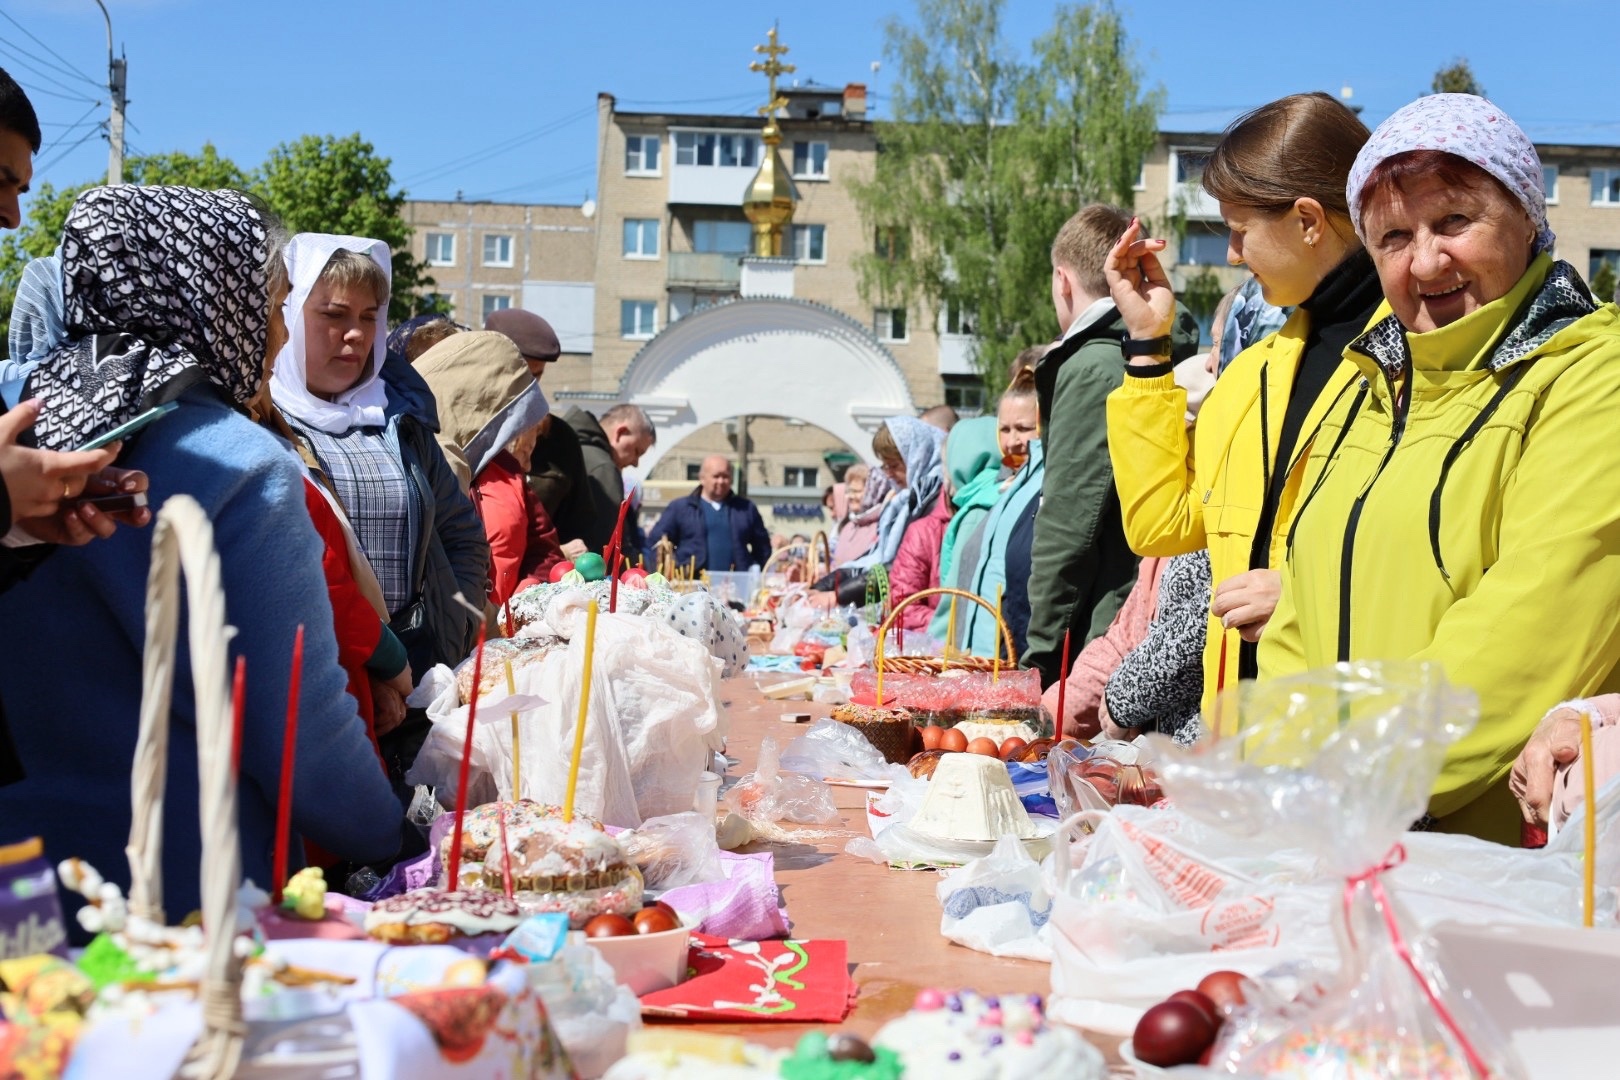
[1306,235,1317,248]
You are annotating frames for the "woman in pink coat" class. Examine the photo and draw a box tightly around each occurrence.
[887,484,955,632]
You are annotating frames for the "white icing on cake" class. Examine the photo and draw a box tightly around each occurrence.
[363,889,525,937]
[908,754,1037,842]
[873,990,1105,1079]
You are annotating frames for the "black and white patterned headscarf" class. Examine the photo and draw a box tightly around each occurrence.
[24,186,271,451]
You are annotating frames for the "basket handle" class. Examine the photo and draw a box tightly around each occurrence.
[810,529,830,582]
[129,495,245,1079]
[874,587,1015,704]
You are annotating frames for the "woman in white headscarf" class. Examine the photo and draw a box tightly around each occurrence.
[269,234,488,677]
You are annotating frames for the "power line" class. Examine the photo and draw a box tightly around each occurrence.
[401,104,596,187]
[0,6,102,89]
[5,78,97,105]
[461,163,596,201]
[35,123,104,175]
[44,101,102,148]
[0,41,101,104]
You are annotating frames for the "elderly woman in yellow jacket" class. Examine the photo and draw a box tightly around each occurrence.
[1259,94,1620,845]
[1103,93,1383,712]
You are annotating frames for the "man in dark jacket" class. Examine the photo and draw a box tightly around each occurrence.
[548,403,655,555]
[1023,204,1200,687]
[648,455,771,573]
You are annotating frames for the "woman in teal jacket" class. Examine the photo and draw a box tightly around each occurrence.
[955,439,1045,658]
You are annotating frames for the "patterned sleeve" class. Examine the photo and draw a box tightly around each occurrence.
[1102,551,1212,740]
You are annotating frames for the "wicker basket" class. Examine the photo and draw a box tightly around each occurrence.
[831,711,916,765]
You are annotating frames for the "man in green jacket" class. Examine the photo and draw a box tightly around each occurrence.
[1024,205,1200,687]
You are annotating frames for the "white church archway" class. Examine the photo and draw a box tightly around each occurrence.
[617,297,916,477]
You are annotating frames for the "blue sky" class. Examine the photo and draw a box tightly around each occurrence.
[3,0,1613,218]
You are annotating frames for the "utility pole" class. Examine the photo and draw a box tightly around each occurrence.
[94,0,126,184]
[737,414,751,498]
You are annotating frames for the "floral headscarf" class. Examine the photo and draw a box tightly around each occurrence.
[1347,93,1553,255]
[25,186,271,452]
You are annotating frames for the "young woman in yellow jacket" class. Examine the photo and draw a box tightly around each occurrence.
[1261,95,1620,845]
[1103,93,1385,718]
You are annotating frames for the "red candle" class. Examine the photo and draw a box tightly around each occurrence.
[503,597,515,638]
[445,624,488,889]
[271,625,304,905]
[607,494,633,613]
[1055,628,1071,735]
[1213,631,1230,740]
[231,656,246,777]
[497,802,514,899]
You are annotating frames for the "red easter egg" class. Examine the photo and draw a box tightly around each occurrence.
[1132,1000,1216,1068]
[548,560,576,584]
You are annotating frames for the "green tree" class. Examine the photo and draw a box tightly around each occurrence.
[1591,260,1617,307]
[256,133,438,322]
[1430,58,1485,97]
[851,0,1161,395]
[1182,267,1224,342]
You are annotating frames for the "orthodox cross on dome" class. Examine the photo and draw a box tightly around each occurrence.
[750,24,795,119]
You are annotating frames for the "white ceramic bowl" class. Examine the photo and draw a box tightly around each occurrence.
[572,918,692,996]
[1117,1039,1178,1079]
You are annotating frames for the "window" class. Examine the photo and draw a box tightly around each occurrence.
[791,140,828,179]
[620,299,658,339]
[625,134,661,175]
[685,463,702,481]
[792,224,826,263]
[943,300,975,336]
[674,131,759,168]
[942,375,986,415]
[1133,159,1147,191]
[693,219,754,254]
[783,466,818,488]
[874,226,910,262]
[874,307,908,343]
[1173,147,1210,185]
[622,218,660,258]
[1592,168,1620,205]
[1179,222,1231,266]
[482,234,513,267]
[481,294,512,319]
[425,292,454,317]
[425,232,455,266]
[1543,165,1560,204]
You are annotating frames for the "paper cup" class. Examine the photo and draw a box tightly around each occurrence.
[693,770,722,821]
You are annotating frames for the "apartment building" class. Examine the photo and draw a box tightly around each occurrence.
[400,200,598,389]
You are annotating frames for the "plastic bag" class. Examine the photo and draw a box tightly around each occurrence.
[1047,738,1162,817]
[525,943,642,1079]
[1151,662,1525,1079]
[937,835,1054,961]
[409,612,727,828]
[780,718,909,786]
[723,737,840,826]
[616,811,723,890]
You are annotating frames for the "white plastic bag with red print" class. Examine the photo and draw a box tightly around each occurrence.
[1046,802,1338,1035]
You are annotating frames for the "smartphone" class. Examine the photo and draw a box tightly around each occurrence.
[75,491,148,514]
[76,402,179,452]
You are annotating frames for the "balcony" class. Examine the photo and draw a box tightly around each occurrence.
[668,252,743,288]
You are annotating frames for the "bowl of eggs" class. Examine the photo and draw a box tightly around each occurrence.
[575,901,691,995]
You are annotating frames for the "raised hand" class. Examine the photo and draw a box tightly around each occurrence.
[1103,217,1178,349]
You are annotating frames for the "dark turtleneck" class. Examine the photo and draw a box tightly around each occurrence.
[1241,247,1382,676]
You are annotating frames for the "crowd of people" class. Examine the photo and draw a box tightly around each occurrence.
[1,60,1618,924]
[821,89,1620,847]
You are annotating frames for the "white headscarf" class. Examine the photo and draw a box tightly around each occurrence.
[269,233,393,434]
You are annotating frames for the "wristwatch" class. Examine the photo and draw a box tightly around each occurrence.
[1121,334,1172,358]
